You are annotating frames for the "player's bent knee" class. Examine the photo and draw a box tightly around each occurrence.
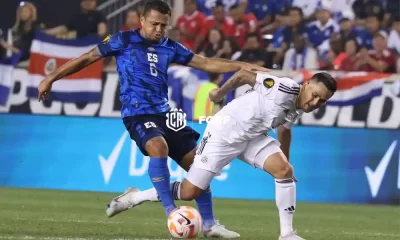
[263,152,294,179]
[145,136,169,157]
[179,179,202,201]
[274,161,294,179]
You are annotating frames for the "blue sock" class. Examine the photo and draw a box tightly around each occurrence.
[195,186,215,228]
[148,157,176,216]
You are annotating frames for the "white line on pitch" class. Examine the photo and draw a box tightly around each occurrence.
[13,217,123,224]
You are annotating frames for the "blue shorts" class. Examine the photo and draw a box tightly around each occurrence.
[123,113,200,163]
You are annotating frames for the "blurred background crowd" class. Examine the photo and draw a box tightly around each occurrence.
[0,0,399,73]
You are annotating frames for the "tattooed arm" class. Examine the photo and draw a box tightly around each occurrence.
[209,69,259,102]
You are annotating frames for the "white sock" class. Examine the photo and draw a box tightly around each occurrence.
[129,182,181,205]
[275,178,296,237]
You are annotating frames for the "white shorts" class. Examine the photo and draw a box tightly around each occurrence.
[186,131,282,190]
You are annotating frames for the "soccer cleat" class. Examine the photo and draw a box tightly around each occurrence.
[203,220,240,238]
[105,187,140,218]
[278,231,306,240]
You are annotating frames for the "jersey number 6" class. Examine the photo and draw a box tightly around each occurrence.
[147,53,158,77]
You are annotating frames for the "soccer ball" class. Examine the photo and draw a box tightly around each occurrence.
[167,206,203,238]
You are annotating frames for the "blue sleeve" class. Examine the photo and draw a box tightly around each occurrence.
[97,32,124,57]
[172,41,194,66]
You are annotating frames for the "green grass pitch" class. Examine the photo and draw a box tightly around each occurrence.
[0,187,398,240]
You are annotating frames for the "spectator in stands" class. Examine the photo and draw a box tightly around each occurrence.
[266,8,293,69]
[282,34,318,71]
[320,33,345,70]
[193,72,223,120]
[292,0,319,22]
[229,4,258,48]
[246,0,274,30]
[360,31,396,73]
[236,33,268,67]
[199,27,224,58]
[176,0,206,50]
[339,38,363,71]
[0,1,39,62]
[197,1,236,52]
[219,38,240,60]
[167,27,182,42]
[306,5,340,53]
[267,7,289,52]
[45,0,107,38]
[283,7,306,49]
[356,14,382,50]
[352,0,384,27]
[121,8,141,31]
[339,18,359,42]
[388,16,400,54]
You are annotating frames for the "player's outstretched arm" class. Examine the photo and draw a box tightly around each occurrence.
[209,69,257,102]
[37,47,103,101]
[188,54,269,73]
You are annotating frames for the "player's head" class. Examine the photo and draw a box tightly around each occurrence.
[81,0,97,11]
[183,0,197,14]
[316,7,331,24]
[212,1,226,22]
[141,0,172,41]
[373,31,388,52]
[297,72,336,113]
[366,14,380,33]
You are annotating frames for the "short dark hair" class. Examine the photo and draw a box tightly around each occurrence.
[311,72,337,93]
[229,4,240,11]
[143,0,172,16]
[289,6,303,17]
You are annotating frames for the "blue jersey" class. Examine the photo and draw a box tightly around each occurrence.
[306,19,339,48]
[97,29,194,117]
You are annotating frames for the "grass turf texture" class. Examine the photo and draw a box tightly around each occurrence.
[0,187,398,240]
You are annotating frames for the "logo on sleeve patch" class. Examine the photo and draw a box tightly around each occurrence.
[263,78,275,88]
[102,35,111,44]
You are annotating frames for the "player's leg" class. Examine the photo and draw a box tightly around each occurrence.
[145,135,177,215]
[239,136,304,240]
[106,115,176,217]
[166,126,240,238]
[178,147,216,228]
[177,155,240,238]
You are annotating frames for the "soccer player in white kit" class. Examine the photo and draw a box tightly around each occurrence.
[106,69,337,240]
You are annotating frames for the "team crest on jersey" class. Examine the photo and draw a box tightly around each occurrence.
[166,108,187,132]
[102,35,111,44]
[263,78,275,88]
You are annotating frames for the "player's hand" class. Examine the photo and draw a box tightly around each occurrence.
[241,63,270,73]
[209,88,223,103]
[38,79,53,102]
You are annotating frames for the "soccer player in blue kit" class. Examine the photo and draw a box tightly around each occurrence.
[38,0,267,238]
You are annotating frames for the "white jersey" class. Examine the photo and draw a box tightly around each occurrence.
[208,73,303,143]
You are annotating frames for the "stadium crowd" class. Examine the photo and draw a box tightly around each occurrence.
[1,0,400,73]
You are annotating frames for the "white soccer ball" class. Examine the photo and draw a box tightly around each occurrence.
[167,206,203,239]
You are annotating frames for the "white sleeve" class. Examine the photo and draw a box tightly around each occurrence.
[254,72,277,95]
